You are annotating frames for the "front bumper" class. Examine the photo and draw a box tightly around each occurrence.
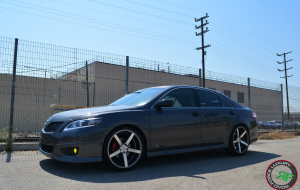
[40,121,111,163]
[40,141,104,163]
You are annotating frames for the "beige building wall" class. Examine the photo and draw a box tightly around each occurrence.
[0,62,282,132]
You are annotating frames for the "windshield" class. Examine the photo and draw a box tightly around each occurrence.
[110,87,167,106]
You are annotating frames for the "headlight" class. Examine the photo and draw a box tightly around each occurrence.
[63,118,102,131]
[44,118,51,127]
[42,117,52,130]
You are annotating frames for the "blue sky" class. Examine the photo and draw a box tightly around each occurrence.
[0,0,299,88]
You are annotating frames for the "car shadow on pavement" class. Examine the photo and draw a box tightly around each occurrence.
[39,149,280,183]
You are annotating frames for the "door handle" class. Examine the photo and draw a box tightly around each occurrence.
[192,111,200,117]
[229,110,235,115]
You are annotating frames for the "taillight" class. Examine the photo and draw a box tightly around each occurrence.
[251,112,257,118]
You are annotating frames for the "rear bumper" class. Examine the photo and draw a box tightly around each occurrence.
[250,137,258,144]
[249,124,258,144]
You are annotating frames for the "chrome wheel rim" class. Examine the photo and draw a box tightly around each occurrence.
[233,127,249,154]
[107,129,142,168]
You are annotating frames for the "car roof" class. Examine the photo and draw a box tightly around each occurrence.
[151,85,217,91]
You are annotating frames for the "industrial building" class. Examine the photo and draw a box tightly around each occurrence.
[0,61,282,132]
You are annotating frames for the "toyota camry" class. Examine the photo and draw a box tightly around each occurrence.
[40,85,258,171]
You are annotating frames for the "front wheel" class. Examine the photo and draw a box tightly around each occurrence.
[103,127,144,171]
[226,125,249,156]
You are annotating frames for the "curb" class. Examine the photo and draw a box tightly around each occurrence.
[0,143,39,151]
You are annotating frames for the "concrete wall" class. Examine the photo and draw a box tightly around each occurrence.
[0,62,282,132]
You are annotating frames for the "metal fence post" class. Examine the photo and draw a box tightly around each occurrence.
[58,86,61,105]
[248,78,251,108]
[93,82,95,107]
[43,69,47,106]
[8,38,18,150]
[281,84,284,131]
[126,56,129,94]
[199,69,202,87]
[86,60,89,107]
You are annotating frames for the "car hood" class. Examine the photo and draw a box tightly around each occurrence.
[49,105,135,122]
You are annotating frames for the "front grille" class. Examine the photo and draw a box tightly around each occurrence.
[44,122,64,132]
[41,144,54,154]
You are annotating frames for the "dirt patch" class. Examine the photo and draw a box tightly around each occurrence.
[259,130,298,140]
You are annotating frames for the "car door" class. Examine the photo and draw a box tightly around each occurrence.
[150,88,202,150]
[195,89,238,145]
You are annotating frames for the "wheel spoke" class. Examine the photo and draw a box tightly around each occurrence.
[241,140,248,147]
[114,134,122,146]
[237,143,241,153]
[236,128,239,137]
[233,139,238,143]
[240,131,247,138]
[127,148,141,154]
[125,133,135,145]
[109,149,121,158]
[108,129,143,169]
[122,153,128,168]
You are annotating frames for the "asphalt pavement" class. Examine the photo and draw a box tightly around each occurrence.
[0,137,299,190]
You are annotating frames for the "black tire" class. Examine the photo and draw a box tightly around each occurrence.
[226,125,249,156]
[102,127,144,171]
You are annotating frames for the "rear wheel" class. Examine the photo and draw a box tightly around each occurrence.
[226,125,249,156]
[103,127,144,171]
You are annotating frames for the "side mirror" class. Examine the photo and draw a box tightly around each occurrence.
[155,99,174,109]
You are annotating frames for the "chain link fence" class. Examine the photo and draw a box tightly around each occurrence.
[0,36,299,139]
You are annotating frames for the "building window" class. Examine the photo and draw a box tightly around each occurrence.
[237,92,244,103]
[224,90,231,98]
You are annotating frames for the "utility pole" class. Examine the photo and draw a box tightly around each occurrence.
[277,51,293,119]
[195,13,211,87]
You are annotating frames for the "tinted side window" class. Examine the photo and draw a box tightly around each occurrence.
[220,96,233,107]
[162,88,195,107]
[196,89,222,107]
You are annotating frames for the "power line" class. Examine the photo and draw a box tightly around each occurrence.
[209,30,278,63]
[8,0,294,62]
[88,0,192,26]
[49,0,291,61]
[2,1,199,46]
[122,0,192,18]
[3,0,278,71]
[47,0,193,33]
[2,0,298,85]
[43,0,284,66]
[124,0,283,58]
[90,0,292,71]
[9,0,284,71]
[156,0,289,51]
[0,6,198,48]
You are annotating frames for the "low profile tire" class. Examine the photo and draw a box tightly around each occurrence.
[226,125,249,156]
[103,127,144,171]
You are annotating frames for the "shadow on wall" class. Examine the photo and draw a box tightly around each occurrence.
[39,149,280,183]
